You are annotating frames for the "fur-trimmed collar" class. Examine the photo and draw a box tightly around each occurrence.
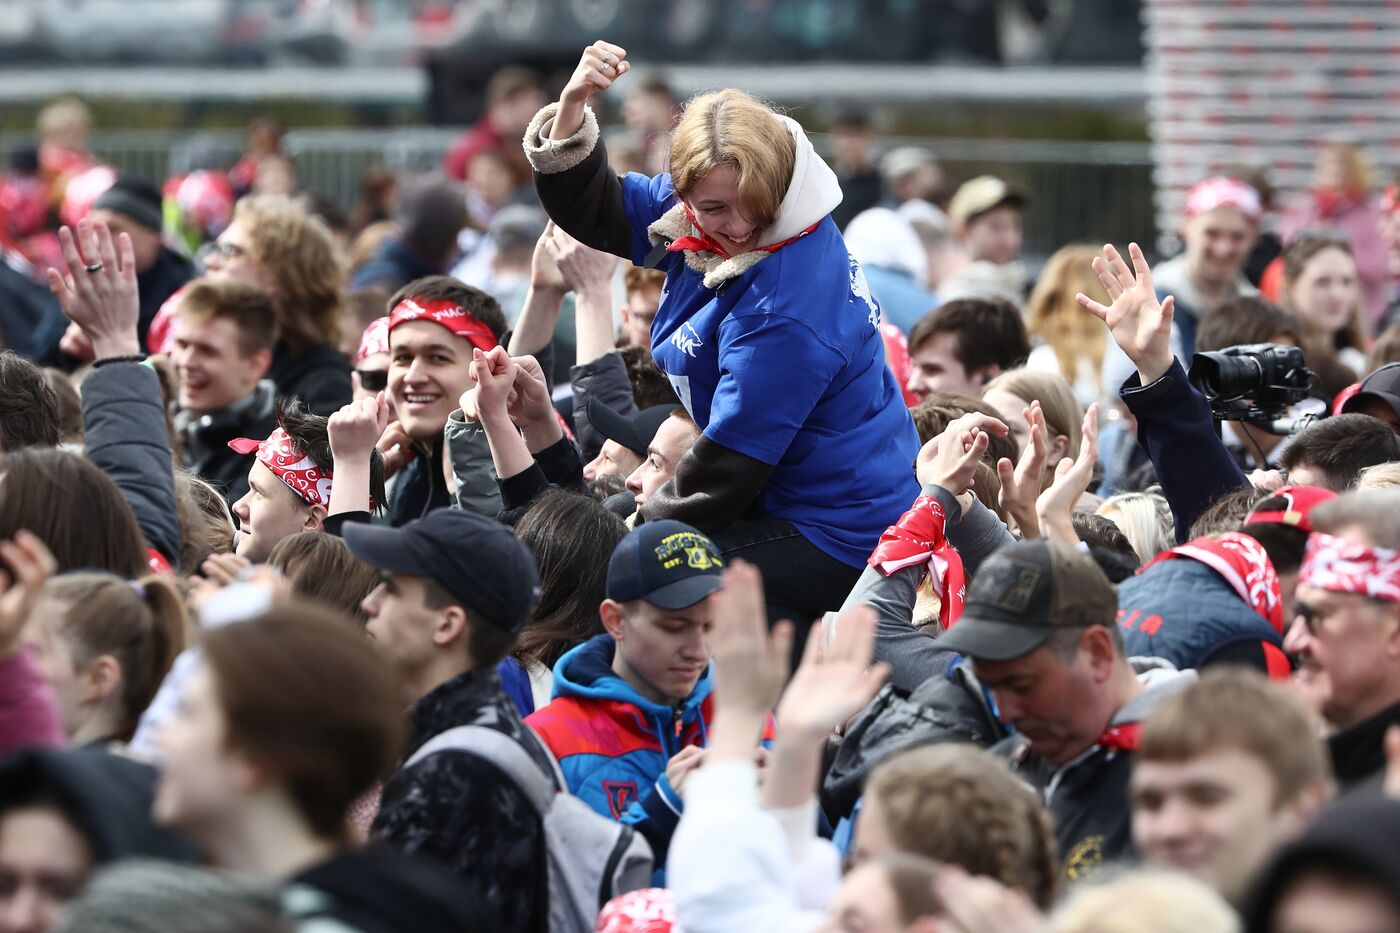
[647,203,771,289]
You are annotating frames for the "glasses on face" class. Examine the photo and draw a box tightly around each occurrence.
[356,368,388,392]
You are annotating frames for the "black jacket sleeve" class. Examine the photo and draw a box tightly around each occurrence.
[1120,359,1249,542]
[527,104,636,259]
[81,362,181,565]
[570,352,639,461]
[638,436,775,534]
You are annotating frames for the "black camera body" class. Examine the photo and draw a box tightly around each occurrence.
[1188,343,1316,435]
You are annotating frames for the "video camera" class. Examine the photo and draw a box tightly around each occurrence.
[1188,343,1317,436]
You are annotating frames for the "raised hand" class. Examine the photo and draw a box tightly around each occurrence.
[46,218,142,359]
[471,346,518,423]
[933,865,1048,933]
[328,393,392,462]
[0,532,58,660]
[997,401,1049,539]
[709,561,793,724]
[529,222,569,294]
[916,412,1009,495]
[551,41,631,140]
[375,420,416,479]
[547,223,618,297]
[776,605,889,741]
[1077,242,1176,384]
[1036,403,1100,544]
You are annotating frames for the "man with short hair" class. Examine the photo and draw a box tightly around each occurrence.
[905,298,1031,401]
[172,279,279,504]
[228,402,385,563]
[935,539,1196,880]
[1131,668,1333,906]
[1278,414,1400,492]
[938,175,1026,303]
[346,507,551,932]
[1152,176,1261,357]
[385,275,509,525]
[626,409,701,511]
[1285,489,1400,789]
[527,520,727,870]
[442,66,547,184]
[584,400,677,485]
[0,350,60,450]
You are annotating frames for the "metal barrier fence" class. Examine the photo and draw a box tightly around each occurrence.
[0,128,1156,259]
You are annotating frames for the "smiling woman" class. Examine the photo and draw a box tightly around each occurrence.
[524,41,921,629]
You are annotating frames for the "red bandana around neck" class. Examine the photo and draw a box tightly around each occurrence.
[387,297,498,353]
[868,495,965,629]
[228,427,336,510]
[666,204,820,260]
[1098,723,1143,752]
[1140,532,1284,633]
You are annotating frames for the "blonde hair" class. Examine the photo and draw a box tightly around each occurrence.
[1027,245,1109,389]
[232,195,347,353]
[985,368,1084,462]
[1097,492,1174,564]
[668,89,796,232]
[1049,870,1240,933]
[867,744,1059,909]
[1316,138,1375,195]
[1358,461,1400,491]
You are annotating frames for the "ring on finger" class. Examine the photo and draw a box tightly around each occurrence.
[85,262,103,274]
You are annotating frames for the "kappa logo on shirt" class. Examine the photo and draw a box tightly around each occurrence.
[671,322,703,358]
[849,257,881,330]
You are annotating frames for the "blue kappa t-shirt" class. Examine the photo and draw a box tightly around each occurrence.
[620,171,920,568]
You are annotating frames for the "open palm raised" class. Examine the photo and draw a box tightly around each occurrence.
[1076,242,1176,385]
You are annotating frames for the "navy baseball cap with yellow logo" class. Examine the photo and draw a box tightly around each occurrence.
[607,520,725,610]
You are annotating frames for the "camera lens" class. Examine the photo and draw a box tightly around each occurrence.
[1189,351,1263,402]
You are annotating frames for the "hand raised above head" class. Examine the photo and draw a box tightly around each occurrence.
[46,218,142,359]
[1077,242,1175,385]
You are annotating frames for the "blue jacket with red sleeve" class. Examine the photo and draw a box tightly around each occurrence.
[525,634,721,873]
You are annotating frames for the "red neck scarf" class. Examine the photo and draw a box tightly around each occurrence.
[869,495,965,629]
[1098,723,1142,752]
[1140,532,1284,633]
[666,204,819,259]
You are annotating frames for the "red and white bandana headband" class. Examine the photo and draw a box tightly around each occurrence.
[387,296,497,353]
[1141,531,1284,633]
[1245,485,1338,535]
[1185,176,1262,222]
[355,315,390,365]
[228,428,333,509]
[1300,532,1400,603]
[869,495,966,628]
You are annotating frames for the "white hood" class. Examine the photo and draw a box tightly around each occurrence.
[761,114,843,245]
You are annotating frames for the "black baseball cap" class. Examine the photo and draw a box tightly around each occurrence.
[343,508,540,637]
[935,539,1117,662]
[1341,362,1400,423]
[606,520,724,610]
[588,399,677,457]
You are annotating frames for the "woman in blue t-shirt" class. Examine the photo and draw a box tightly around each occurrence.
[524,40,920,625]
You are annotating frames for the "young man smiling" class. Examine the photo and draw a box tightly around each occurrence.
[384,275,509,526]
[526,520,730,870]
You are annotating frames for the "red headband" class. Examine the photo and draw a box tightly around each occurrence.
[1245,485,1338,535]
[1300,532,1400,603]
[1185,176,1262,222]
[355,315,390,365]
[229,427,333,509]
[388,296,498,352]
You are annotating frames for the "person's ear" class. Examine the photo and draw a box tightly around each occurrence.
[1046,433,1071,465]
[304,504,327,534]
[434,604,470,649]
[600,599,626,641]
[1083,626,1118,681]
[82,655,123,704]
[1384,605,1400,659]
[247,347,273,381]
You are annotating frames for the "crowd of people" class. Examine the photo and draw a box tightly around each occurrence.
[3,36,1400,933]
